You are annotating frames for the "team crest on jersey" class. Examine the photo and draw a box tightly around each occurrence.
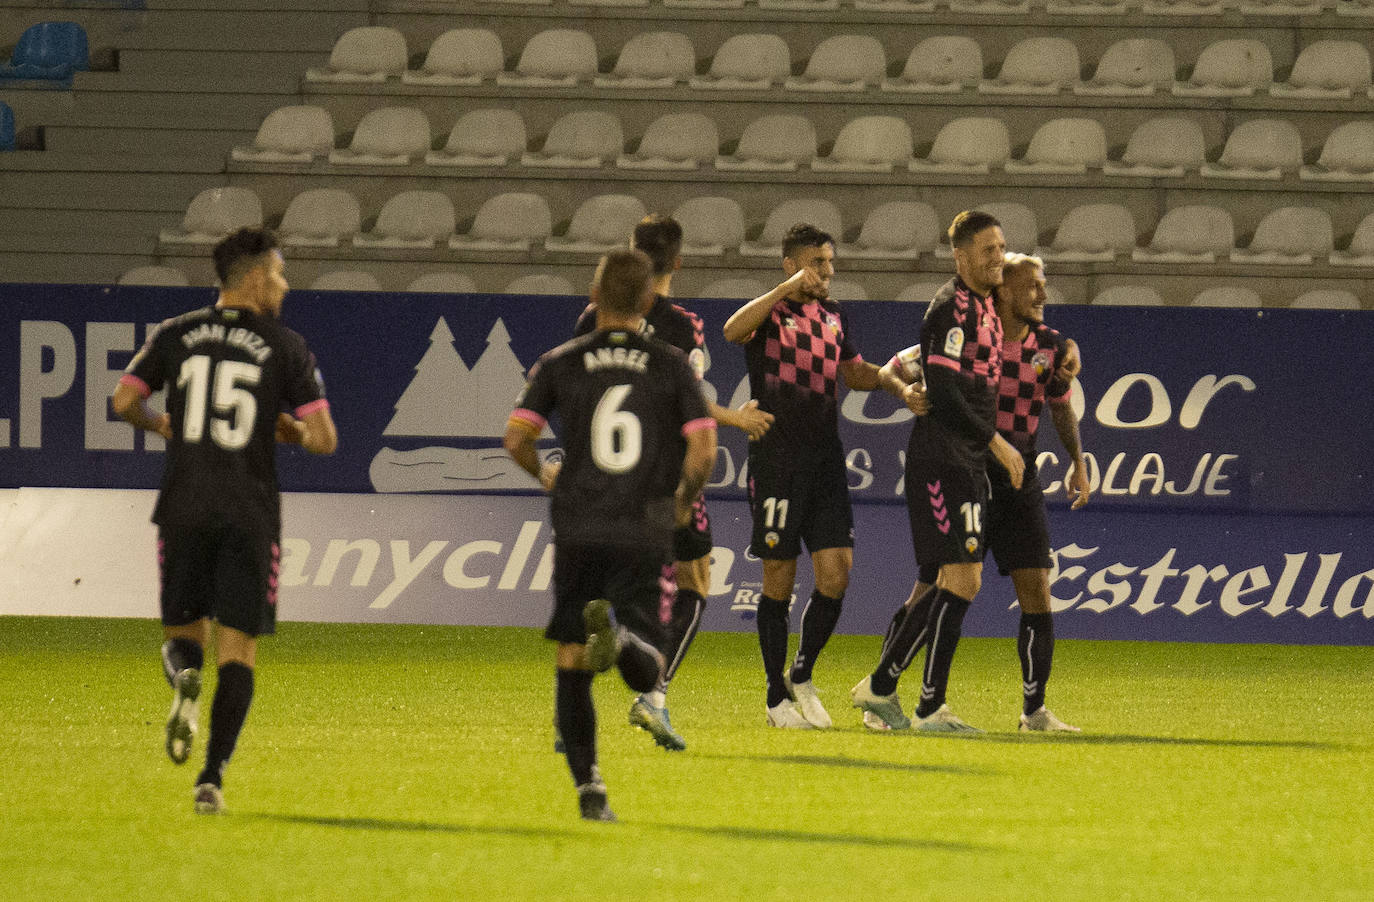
[1032,351,1050,376]
[825,314,840,333]
[965,536,979,554]
[765,531,780,548]
[944,327,964,357]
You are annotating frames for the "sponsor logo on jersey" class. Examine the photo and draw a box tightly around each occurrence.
[1032,351,1050,377]
[944,327,964,357]
[965,537,979,554]
[765,531,780,548]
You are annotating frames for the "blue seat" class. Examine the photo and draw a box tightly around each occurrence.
[0,22,90,82]
[0,102,14,151]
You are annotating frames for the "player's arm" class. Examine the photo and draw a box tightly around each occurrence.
[1050,399,1090,509]
[839,356,918,411]
[707,399,772,441]
[276,404,338,455]
[676,422,717,526]
[503,415,546,486]
[879,354,930,416]
[925,365,1023,489]
[111,379,172,440]
[722,273,807,344]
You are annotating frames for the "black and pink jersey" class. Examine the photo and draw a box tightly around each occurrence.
[744,298,861,451]
[996,324,1073,457]
[575,294,708,381]
[121,305,328,531]
[513,328,713,552]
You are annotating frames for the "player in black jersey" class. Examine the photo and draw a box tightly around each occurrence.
[851,211,1026,733]
[112,228,337,814]
[723,223,921,730]
[506,248,716,821]
[573,215,772,751]
[859,253,1090,733]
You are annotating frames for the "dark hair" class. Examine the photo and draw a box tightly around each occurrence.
[631,214,683,276]
[781,222,835,259]
[947,211,1002,250]
[594,247,654,316]
[212,227,280,287]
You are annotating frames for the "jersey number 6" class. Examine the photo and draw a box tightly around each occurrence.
[591,384,642,474]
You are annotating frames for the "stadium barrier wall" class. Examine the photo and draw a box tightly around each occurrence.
[0,285,1370,645]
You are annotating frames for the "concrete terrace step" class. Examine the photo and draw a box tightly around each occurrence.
[69,87,296,129]
[42,123,254,155]
[112,9,366,52]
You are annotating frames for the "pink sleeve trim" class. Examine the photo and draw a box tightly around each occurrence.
[682,417,717,436]
[1049,385,1074,403]
[927,355,960,373]
[842,351,864,363]
[295,399,330,419]
[510,408,547,431]
[119,373,151,399]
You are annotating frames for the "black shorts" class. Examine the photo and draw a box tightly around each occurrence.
[747,446,854,560]
[986,466,1053,575]
[546,542,671,647]
[673,496,713,563]
[158,521,279,637]
[905,454,990,570]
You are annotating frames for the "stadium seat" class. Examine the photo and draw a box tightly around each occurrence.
[854,0,934,11]
[950,0,1030,12]
[160,187,263,245]
[329,108,431,165]
[1270,41,1372,99]
[671,196,747,256]
[306,27,407,83]
[895,280,949,303]
[760,0,839,10]
[353,191,456,248]
[503,274,576,295]
[0,21,89,82]
[1330,213,1374,266]
[1237,0,1323,15]
[785,35,886,92]
[0,102,14,152]
[402,29,504,86]
[118,266,190,287]
[696,278,769,299]
[449,192,552,251]
[1290,289,1361,310]
[1230,207,1333,265]
[232,106,335,163]
[1005,118,1107,173]
[1103,116,1206,177]
[1190,286,1262,308]
[521,111,623,168]
[812,116,914,172]
[1336,0,1374,16]
[310,271,383,292]
[979,37,1080,95]
[426,109,527,167]
[827,279,869,301]
[882,37,981,94]
[967,202,1037,255]
[278,188,362,247]
[1201,119,1302,180]
[1132,205,1234,263]
[617,113,718,170]
[739,198,843,258]
[847,201,940,260]
[1142,0,1226,14]
[497,30,598,87]
[1092,285,1166,306]
[716,114,817,172]
[545,194,648,253]
[407,272,479,294]
[690,34,791,90]
[594,32,696,88]
[1301,122,1374,182]
[1173,39,1273,97]
[1075,39,1176,96]
[910,117,1011,173]
[569,0,647,8]
[1039,203,1137,262]
[663,0,743,9]
[1047,0,1130,14]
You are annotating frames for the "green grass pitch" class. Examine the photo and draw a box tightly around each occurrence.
[2,616,1371,901]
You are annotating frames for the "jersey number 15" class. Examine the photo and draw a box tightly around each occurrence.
[177,355,263,451]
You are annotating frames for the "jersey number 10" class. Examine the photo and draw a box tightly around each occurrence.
[177,354,263,451]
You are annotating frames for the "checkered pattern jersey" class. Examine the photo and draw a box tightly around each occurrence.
[924,278,1003,393]
[745,298,860,448]
[997,324,1073,457]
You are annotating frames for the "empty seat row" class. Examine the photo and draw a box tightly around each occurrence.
[158,186,1374,268]
[233,105,1374,182]
[1092,286,1365,309]
[342,0,1373,14]
[307,27,1374,99]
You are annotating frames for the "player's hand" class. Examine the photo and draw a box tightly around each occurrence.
[1058,339,1082,382]
[780,265,824,300]
[902,381,930,416]
[153,413,173,441]
[539,460,561,493]
[1066,459,1091,509]
[735,400,774,440]
[275,412,304,444]
[989,433,1025,491]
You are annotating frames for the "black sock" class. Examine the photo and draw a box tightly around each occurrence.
[196,662,253,788]
[662,589,705,687]
[870,585,938,696]
[616,629,664,695]
[789,590,843,685]
[914,592,972,719]
[161,638,204,687]
[1018,612,1055,716]
[756,595,791,708]
[878,605,904,660]
[556,668,597,787]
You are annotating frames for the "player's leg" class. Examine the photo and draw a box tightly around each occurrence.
[157,528,211,766]
[1012,568,1079,732]
[749,453,809,727]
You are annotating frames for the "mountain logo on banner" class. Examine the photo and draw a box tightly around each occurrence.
[369,317,560,492]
